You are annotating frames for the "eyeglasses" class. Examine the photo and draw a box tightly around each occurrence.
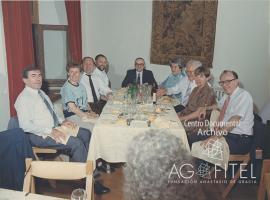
[135,63,144,66]
[219,79,236,86]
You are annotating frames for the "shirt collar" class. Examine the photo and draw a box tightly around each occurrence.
[84,72,91,76]
[25,86,39,94]
[229,86,240,98]
[68,80,79,87]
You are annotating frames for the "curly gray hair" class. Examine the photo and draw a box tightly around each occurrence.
[124,130,202,200]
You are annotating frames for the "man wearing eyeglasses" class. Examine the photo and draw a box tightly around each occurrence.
[121,57,157,87]
[157,60,202,112]
[191,70,254,155]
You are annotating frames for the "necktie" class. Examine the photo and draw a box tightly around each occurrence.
[137,73,141,85]
[87,75,98,103]
[218,96,231,122]
[38,90,59,127]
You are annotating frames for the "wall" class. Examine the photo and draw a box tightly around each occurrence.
[81,1,170,90]
[81,0,270,110]
[0,3,10,131]
[212,0,269,110]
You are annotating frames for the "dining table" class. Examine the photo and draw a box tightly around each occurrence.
[87,91,190,166]
[0,188,68,200]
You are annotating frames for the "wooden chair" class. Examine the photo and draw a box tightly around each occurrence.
[7,117,62,162]
[258,159,270,200]
[210,110,253,198]
[265,173,270,200]
[32,147,61,161]
[23,158,94,200]
[221,153,251,198]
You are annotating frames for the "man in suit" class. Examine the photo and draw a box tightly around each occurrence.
[122,57,157,87]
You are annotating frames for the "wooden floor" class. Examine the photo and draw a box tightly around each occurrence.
[37,166,258,200]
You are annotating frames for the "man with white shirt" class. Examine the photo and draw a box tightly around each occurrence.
[95,54,111,87]
[157,60,202,112]
[80,57,112,114]
[121,57,157,87]
[191,70,254,154]
[15,66,91,162]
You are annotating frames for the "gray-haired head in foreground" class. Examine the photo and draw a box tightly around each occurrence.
[186,59,202,70]
[124,130,202,200]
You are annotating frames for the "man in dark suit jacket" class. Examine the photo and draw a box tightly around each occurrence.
[122,57,157,87]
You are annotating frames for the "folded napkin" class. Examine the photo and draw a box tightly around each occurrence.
[191,137,229,170]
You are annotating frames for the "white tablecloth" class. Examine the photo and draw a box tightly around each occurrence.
[87,102,190,164]
[0,188,67,200]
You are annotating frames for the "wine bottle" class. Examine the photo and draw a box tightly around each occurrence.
[152,83,157,105]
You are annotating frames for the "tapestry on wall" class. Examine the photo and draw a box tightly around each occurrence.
[151,0,218,67]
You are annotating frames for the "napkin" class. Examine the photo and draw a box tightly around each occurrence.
[191,137,229,170]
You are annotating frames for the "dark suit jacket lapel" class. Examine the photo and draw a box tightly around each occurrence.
[132,69,137,83]
[142,69,146,83]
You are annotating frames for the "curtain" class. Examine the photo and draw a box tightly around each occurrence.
[65,0,82,63]
[2,1,35,116]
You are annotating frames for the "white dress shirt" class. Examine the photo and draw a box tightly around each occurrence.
[218,87,254,136]
[166,76,197,106]
[94,68,110,87]
[14,86,64,137]
[80,71,112,103]
[136,71,143,85]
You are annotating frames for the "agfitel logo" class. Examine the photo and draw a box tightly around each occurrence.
[168,139,257,183]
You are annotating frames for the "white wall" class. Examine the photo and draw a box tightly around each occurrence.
[82,0,270,109]
[0,3,10,131]
[81,1,170,89]
[212,0,269,110]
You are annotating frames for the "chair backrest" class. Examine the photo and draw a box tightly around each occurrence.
[213,86,225,102]
[7,116,19,130]
[23,158,93,200]
[252,115,269,157]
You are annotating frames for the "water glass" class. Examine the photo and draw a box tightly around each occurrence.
[71,188,87,200]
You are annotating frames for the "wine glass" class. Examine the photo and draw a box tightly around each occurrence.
[71,188,87,200]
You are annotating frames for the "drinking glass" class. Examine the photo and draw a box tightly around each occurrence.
[71,188,87,200]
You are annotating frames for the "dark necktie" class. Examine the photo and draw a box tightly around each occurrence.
[137,73,141,85]
[38,90,59,127]
[87,75,98,103]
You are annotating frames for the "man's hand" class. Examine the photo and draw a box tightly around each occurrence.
[100,95,108,101]
[197,107,206,120]
[51,129,67,143]
[178,114,185,121]
[87,111,99,118]
[62,120,77,129]
[106,92,113,100]
[157,88,167,97]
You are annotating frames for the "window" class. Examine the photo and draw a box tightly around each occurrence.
[33,24,70,99]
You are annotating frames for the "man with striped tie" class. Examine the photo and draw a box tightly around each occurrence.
[15,66,91,162]
[189,70,254,154]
